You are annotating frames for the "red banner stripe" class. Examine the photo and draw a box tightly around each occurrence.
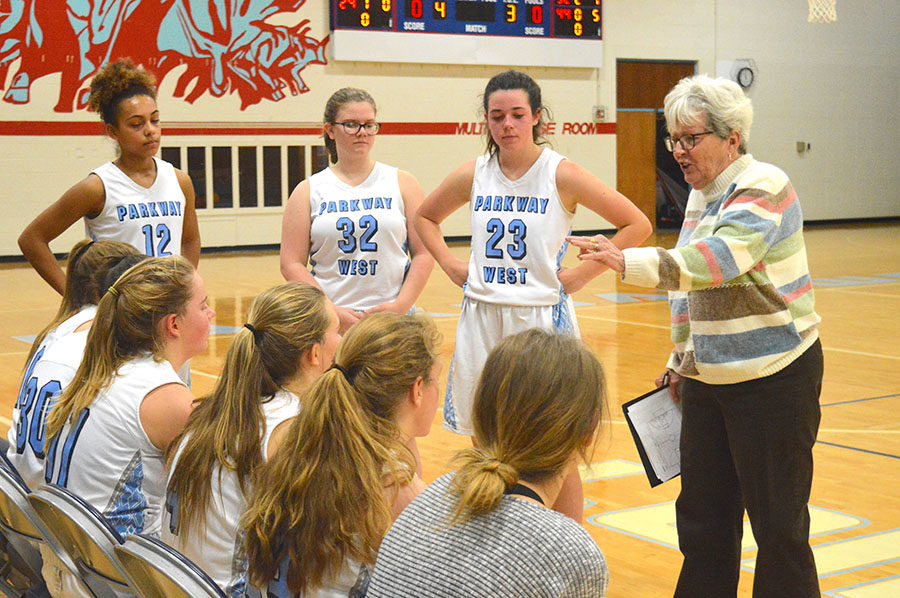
[0,121,616,136]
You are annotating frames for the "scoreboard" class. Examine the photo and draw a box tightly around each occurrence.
[330,1,602,68]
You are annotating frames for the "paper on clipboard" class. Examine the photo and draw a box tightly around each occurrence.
[622,386,682,487]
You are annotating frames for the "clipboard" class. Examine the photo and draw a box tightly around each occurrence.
[622,385,682,488]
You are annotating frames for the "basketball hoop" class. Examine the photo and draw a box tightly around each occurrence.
[808,0,837,23]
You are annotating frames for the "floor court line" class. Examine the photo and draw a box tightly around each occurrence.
[575,314,671,330]
[819,429,900,435]
[190,369,219,380]
[743,528,900,578]
[822,347,900,360]
[589,501,865,553]
[823,573,900,597]
[815,440,900,460]
[822,289,900,299]
[822,393,899,407]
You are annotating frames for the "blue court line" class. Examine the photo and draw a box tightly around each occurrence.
[821,393,899,407]
[823,572,900,597]
[586,500,680,550]
[775,528,900,580]
[816,440,900,460]
[209,325,241,336]
[581,459,645,481]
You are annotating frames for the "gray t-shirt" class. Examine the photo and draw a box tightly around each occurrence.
[368,473,608,597]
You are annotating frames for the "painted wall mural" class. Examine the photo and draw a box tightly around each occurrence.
[0,0,328,112]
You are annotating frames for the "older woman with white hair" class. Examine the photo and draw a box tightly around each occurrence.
[569,74,822,597]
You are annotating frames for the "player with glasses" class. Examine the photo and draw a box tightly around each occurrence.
[281,87,433,335]
[334,120,382,135]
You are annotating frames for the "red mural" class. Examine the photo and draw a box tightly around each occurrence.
[0,0,329,112]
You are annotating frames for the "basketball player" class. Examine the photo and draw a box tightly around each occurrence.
[163,283,340,596]
[42,256,212,596]
[242,314,441,597]
[18,58,200,296]
[8,240,141,491]
[415,70,651,520]
[280,87,433,334]
[368,330,609,597]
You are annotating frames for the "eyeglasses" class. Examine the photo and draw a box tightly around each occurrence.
[333,121,381,135]
[664,131,715,152]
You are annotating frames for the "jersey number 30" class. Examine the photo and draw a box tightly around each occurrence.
[14,347,59,459]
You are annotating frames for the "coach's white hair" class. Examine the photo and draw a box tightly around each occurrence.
[663,74,754,154]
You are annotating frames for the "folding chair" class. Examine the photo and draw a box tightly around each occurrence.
[26,485,136,598]
[0,459,46,596]
[114,533,226,598]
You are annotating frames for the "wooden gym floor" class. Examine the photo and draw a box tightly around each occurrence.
[1,222,898,597]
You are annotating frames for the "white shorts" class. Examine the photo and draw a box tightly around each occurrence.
[443,294,580,435]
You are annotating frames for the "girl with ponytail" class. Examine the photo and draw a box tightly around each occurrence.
[368,328,610,597]
[242,312,442,597]
[44,255,212,528]
[9,239,141,491]
[163,282,340,597]
[41,255,212,596]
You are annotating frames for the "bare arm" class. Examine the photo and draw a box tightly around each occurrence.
[279,180,320,287]
[364,170,434,315]
[556,160,652,293]
[280,181,361,331]
[265,417,295,461]
[140,382,195,451]
[388,474,427,521]
[18,175,106,295]
[414,161,476,288]
[176,169,201,268]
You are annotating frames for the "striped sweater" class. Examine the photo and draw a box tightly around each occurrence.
[622,154,820,384]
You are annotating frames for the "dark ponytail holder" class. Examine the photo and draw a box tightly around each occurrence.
[70,240,95,264]
[244,323,263,345]
[329,363,354,385]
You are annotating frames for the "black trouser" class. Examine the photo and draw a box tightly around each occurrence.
[674,339,823,598]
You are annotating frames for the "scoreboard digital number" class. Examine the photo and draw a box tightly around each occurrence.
[330,1,603,68]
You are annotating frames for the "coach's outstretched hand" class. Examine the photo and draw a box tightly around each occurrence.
[566,234,626,273]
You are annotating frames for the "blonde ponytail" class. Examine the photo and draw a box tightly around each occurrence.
[243,313,441,595]
[45,256,194,444]
[449,329,606,524]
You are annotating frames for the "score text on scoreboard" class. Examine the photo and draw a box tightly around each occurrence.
[330,1,603,67]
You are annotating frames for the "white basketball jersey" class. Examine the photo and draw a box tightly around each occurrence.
[86,157,185,258]
[163,390,301,597]
[265,556,369,598]
[307,163,409,311]
[7,306,96,489]
[465,149,574,306]
[45,355,184,538]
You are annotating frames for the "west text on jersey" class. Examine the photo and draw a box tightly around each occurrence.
[318,197,394,214]
[116,201,182,222]
[483,267,528,285]
[473,195,549,214]
[338,259,379,276]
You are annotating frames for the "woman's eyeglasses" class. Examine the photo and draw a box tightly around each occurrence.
[334,121,381,135]
[664,131,714,152]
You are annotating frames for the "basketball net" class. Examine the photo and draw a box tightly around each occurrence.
[808,0,837,23]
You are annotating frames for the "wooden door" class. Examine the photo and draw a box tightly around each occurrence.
[616,60,695,226]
